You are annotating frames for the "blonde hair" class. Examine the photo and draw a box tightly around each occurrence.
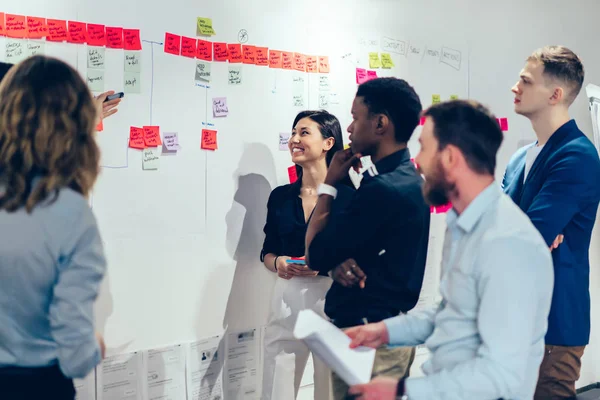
[528,46,585,105]
[0,56,100,212]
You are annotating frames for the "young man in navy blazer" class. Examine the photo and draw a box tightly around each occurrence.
[503,46,600,399]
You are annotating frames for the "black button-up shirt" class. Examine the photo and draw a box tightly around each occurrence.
[308,149,430,325]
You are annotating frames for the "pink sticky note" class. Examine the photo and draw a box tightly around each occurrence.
[435,203,453,214]
[356,68,368,84]
[279,132,290,151]
[419,117,426,126]
[499,117,508,132]
[288,165,298,183]
[367,70,378,81]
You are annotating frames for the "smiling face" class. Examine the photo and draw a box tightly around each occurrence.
[289,117,333,166]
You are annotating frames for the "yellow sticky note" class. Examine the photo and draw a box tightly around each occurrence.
[432,94,441,104]
[344,144,350,150]
[368,52,381,69]
[196,17,216,36]
[380,53,394,69]
[450,94,459,100]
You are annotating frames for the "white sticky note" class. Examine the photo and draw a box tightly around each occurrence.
[124,51,141,73]
[318,93,329,108]
[319,75,330,92]
[329,93,340,104]
[228,66,242,85]
[163,132,180,151]
[142,147,160,170]
[293,75,305,107]
[195,60,211,83]
[6,39,26,63]
[279,132,290,151]
[27,41,45,57]
[124,72,141,94]
[88,48,105,69]
[86,69,105,93]
[212,97,229,117]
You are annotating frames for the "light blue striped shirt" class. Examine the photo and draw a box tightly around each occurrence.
[0,184,106,379]
[385,183,553,399]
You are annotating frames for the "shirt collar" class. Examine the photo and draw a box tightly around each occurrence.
[446,182,501,233]
[363,148,411,179]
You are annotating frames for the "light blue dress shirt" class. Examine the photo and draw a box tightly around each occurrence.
[385,183,553,399]
[0,185,106,379]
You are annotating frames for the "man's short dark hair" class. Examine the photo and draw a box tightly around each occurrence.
[356,77,422,143]
[0,62,13,82]
[423,100,503,175]
[528,46,584,105]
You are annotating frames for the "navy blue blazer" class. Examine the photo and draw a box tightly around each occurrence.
[502,120,600,346]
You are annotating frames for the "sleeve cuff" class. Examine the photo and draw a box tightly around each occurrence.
[383,315,411,346]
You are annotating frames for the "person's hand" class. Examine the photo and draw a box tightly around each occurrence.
[324,148,362,186]
[348,376,399,400]
[332,258,366,288]
[550,234,564,251]
[96,332,106,359]
[95,90,122,120]
[276,257,318,279]
[345,321,390,349]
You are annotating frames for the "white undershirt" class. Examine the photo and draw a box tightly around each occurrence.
[524,145,544,183]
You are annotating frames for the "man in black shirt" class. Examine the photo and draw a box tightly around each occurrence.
[306,77,430,399]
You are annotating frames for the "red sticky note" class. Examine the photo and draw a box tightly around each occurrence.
[27,16,47,39]
[269,50,282,68]
[288,165,298,183]
[228,44,242,63]
[106,27,123,48]
[419,117,426,126]
[499,117,509,132]
[0,13,5,36]
[282,52,293,70]
[143,126,161,147]
[293,53,306,72]
[435,203,452,214]
[46,19,68,42]
[201,129,218,151]
[318,56,330,73]
[356,68,368,84]
[87,24,105,46]
[5,14,26,38]
[67,21,87,44]
[367,70,378,81]
[164,33,181,55]
[196,39,213,61]
[123,29,142,50]
[242,45,256,64]
[96,120,104,132]
[255,47,269,66]
[214,42,228,61]
[306,55,318,73]
[129,127,146,149]
[181,36,196,58]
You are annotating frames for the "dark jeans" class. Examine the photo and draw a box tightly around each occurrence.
[0,364,75,400]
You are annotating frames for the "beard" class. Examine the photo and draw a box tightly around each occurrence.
[422,160,455,206]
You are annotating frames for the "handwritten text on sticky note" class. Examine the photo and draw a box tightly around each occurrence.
[201,129,218,150]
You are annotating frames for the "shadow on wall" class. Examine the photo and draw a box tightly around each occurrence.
[196,143,279,396]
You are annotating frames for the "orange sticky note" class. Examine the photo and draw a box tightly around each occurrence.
[143,126,161,147]
[87,24,105,46]
[181,36,196,58]
[255,47,269,66]
[27,16,47,39]
[269,50,282,68]
[318,56,330,73]
[0,13,5,36]
[67,21,87,44]
[96,120,104,132]
[243,45,256,64]
[197,39,213,61]
[214,42,228,61]
[164,33,181,55]
[293,53,306,72]
[306,55,318,73]
[123,29,142,50]
[129,127,146,149]
[46,19,68,42]
[5,14,26,38]
[201,129,218,150]
[228,44,242,63]
[282,52,293,70]
[106,27,123,48]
